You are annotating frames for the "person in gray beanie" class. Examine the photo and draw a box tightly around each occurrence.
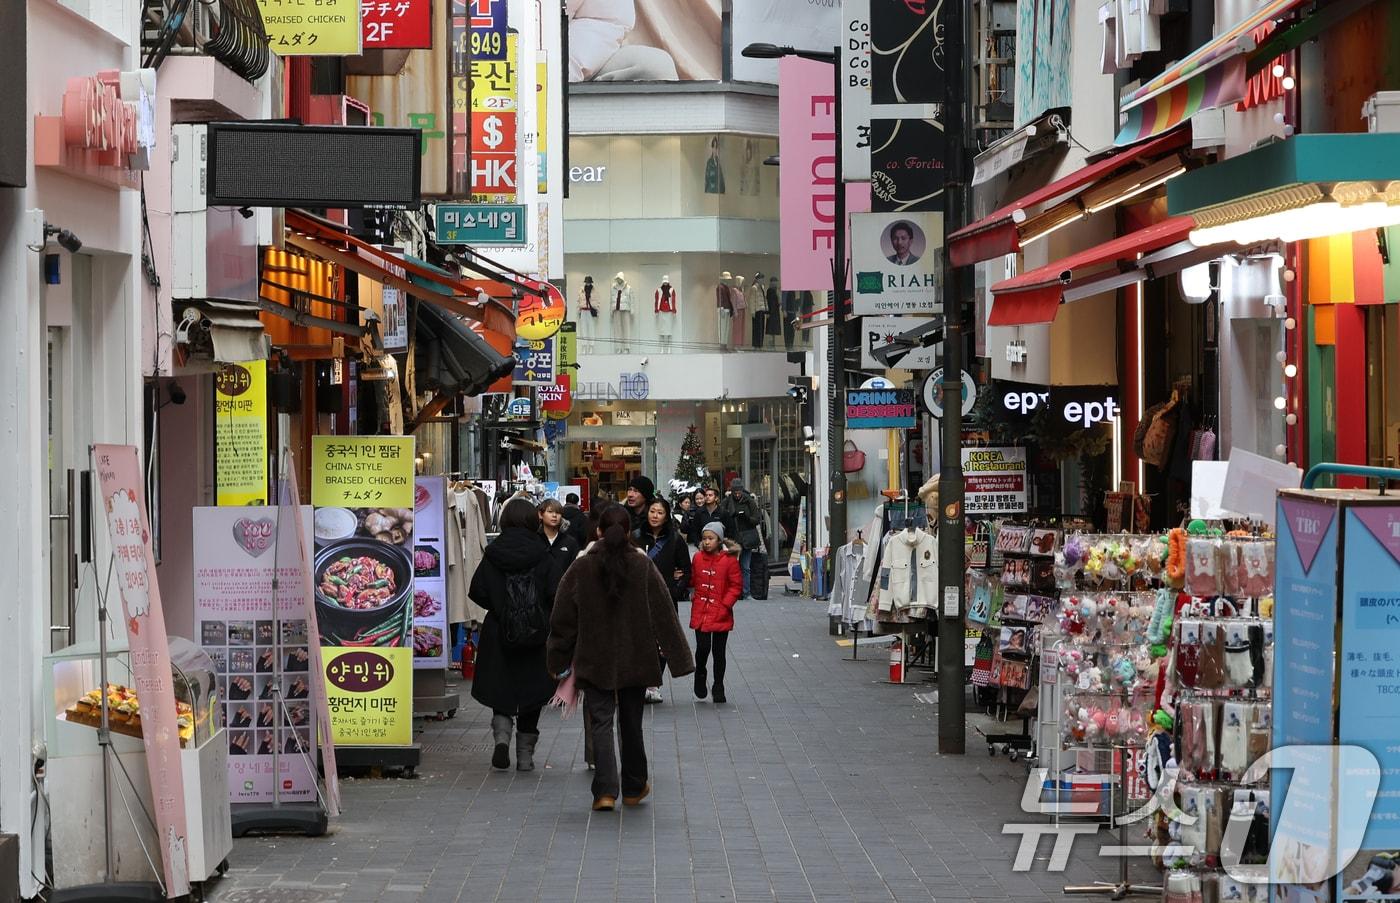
[718,478,764,598]
[687,522,742,703]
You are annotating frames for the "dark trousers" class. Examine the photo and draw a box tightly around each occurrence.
[694,630,729,687]
[582,683,647,800]
[494,707,541,735]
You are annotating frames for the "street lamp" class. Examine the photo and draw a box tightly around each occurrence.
[743,41,849,558]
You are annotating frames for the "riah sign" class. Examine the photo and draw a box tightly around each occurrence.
[852,210,942,314]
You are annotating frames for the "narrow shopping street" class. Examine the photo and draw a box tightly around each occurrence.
[208,596,1135,903]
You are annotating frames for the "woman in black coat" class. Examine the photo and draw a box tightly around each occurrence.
[469,498,565,773]
[634,497,691,704]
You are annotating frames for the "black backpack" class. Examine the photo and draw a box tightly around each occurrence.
[500,570,548,649]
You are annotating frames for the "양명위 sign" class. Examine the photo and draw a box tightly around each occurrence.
[215,361,268,506]
[845,388,917,429]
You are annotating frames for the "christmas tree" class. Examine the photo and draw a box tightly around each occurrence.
[671,424,708,494]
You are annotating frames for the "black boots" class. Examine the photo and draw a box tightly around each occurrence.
[713,683,727,704]
[694,668,708,699]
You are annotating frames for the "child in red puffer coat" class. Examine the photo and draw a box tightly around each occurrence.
[689,522,743,704]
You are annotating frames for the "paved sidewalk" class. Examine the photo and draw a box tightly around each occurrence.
[207,594,1146,903]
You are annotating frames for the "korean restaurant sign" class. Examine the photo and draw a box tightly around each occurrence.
[961,447,1029,514]
[310,437,415,746]
[93,445,191,897]
[215,361,269,506]
[361,0,432,48]
[515,280,565,339]
[256,0,363,56]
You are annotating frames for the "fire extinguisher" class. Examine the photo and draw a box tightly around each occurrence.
[461,631,478,680]
[889,636,904,684]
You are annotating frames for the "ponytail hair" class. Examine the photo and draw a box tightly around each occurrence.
[593,503,634,598]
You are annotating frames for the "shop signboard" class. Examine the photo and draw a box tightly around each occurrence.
[842,0,874,181]
[193,507,319,803]
[845,387,917,429]
[960,446,1028,514]
[362,0,432,48]
[1338,505,1400,895]
[870,117,946,212]
[435,203,527,245]
[483,393,536,425]
[347,0,452,195]
[462,0,506,59]
[1271,495,1340,896]
[310,437,415,746]
[409,477,449,669]
[993,382,1123,429]
[459,33,519,202]
[257,0,363,56]
[555,321,576,390]
[93,445,190,898]
[215,361,268,505]
[539,376,572,418]
[920,368,976,419]
[512,336,555,386]
[859,315,940,370]
[515,280,565,339]
[871,0,945,104]
[852,210,942,314]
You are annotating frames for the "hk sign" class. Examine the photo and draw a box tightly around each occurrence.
[999,383,1121,429]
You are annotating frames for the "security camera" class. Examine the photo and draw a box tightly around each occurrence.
[639,357,650,366]
[168,381,187,406]
[43,223,82,253]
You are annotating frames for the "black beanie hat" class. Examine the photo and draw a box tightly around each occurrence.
[629,475,656,500]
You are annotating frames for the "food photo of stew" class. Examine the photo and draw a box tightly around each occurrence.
[320,555,398,609]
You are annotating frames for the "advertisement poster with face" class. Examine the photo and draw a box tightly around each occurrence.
[567,0,721,82]
[194,507,319,803]
[410,477,450,669]
[310,436,416,746]
[852,210,943,314]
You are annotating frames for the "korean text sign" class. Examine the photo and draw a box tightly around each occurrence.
[193,507,319,803]
[960,447,1028,514]
[311,436,415,745]
[362,0,432,48]
[257,0,363,56]
[215,361,268,506]
[94,445,190,897]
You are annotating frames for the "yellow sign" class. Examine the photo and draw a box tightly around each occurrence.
[256,0,363,56]
[537,56,548,194]
[456,33,518,115]
[215,361,268,506]
[322,648,413,745]
[311,436,415,508]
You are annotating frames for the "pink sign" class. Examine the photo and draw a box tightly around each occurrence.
[1353,506,1400,567]
[778,56,870,292]
[93,445,190,897]
[1280,497,1337,575]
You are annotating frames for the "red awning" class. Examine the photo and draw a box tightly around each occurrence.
[948,128,1191,268]
[987,215,1197,326]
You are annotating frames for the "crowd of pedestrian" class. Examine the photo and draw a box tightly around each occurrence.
[466,475,767,812]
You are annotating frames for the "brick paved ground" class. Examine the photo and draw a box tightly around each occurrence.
[206,594,1153,903]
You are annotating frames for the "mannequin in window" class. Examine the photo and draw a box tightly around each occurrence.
[747,274,768,349]
[610,271,633,353]
[716,271,735,350]
[654,275,678,350]
[704,135,726,194]
[730,274,747,348]
[576,275,599,353]
[765,274,782,347]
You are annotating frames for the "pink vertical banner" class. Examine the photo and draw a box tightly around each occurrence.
[92,444,191,897]
[779,56,869,293]
[282,455,341,817]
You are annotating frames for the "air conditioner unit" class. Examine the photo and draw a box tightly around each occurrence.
[170,123,263,303]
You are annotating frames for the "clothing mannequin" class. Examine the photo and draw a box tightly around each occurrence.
[730,275,747,348]
[654,275,678,350]
[716,271,735,350]
[576,275,599,353]
[747,274,767,349]
[610,272,633,353]
[765,274,782,345]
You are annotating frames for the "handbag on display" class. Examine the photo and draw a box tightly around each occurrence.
[842,440,866,473]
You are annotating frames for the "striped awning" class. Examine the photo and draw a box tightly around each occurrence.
[1113,0,1311,145]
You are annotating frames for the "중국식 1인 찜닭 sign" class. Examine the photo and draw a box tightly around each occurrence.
[311,437,415,746]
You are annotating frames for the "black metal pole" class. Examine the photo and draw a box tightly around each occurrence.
[937,0,968,756]
[829,45,849,555]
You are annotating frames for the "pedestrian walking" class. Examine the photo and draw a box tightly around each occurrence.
[718,479,764,598]
[634,497,691,704]
[548,504,694,812]
[469,498,566,772]
[689,521,742,704]
[539,497,580,569]
[561,491,588,548]
[686,485,720,548]
[623,475,655,533]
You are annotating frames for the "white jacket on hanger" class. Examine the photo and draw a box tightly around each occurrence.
[877,528,938,613]
[448,489,488,624]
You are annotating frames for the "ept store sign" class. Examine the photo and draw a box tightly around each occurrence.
[1000,383,1121,429]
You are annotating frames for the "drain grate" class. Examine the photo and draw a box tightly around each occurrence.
[212,890,341,903]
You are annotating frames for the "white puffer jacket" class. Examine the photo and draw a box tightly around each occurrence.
[877,528,939,613]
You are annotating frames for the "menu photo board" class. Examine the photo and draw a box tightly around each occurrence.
[410,477,450,669]
[193,507,319,802]
[310,437,416,746]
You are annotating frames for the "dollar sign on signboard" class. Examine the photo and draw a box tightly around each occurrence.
[482,115,505,149]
